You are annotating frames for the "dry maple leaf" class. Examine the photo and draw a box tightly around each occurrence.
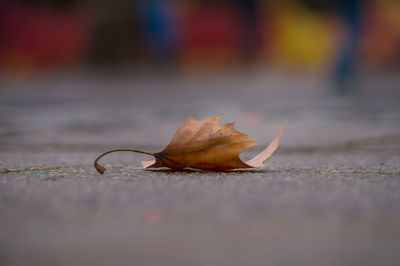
[94,114,286,173]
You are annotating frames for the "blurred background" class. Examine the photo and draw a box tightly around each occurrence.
[1,0,400,75]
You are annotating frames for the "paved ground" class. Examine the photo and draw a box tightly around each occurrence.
[1,69,400,266]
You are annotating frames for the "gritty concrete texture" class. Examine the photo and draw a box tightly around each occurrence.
[0,70,400,266]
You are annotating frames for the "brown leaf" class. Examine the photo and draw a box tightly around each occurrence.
[142,114,286,170]
[94,114,286,174]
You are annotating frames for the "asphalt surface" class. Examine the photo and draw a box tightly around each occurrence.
[1,69,400,266]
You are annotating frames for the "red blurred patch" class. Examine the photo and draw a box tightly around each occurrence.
[240,111,262,127]
[0,4,89,69]
[180,4,242,64]
[143,207,164,224]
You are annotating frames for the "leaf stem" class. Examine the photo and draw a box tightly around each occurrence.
[94,149,155,174]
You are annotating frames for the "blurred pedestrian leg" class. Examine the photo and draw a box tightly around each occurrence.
[333,0,362,94]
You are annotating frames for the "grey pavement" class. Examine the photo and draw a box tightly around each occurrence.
[1,69,400,266]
